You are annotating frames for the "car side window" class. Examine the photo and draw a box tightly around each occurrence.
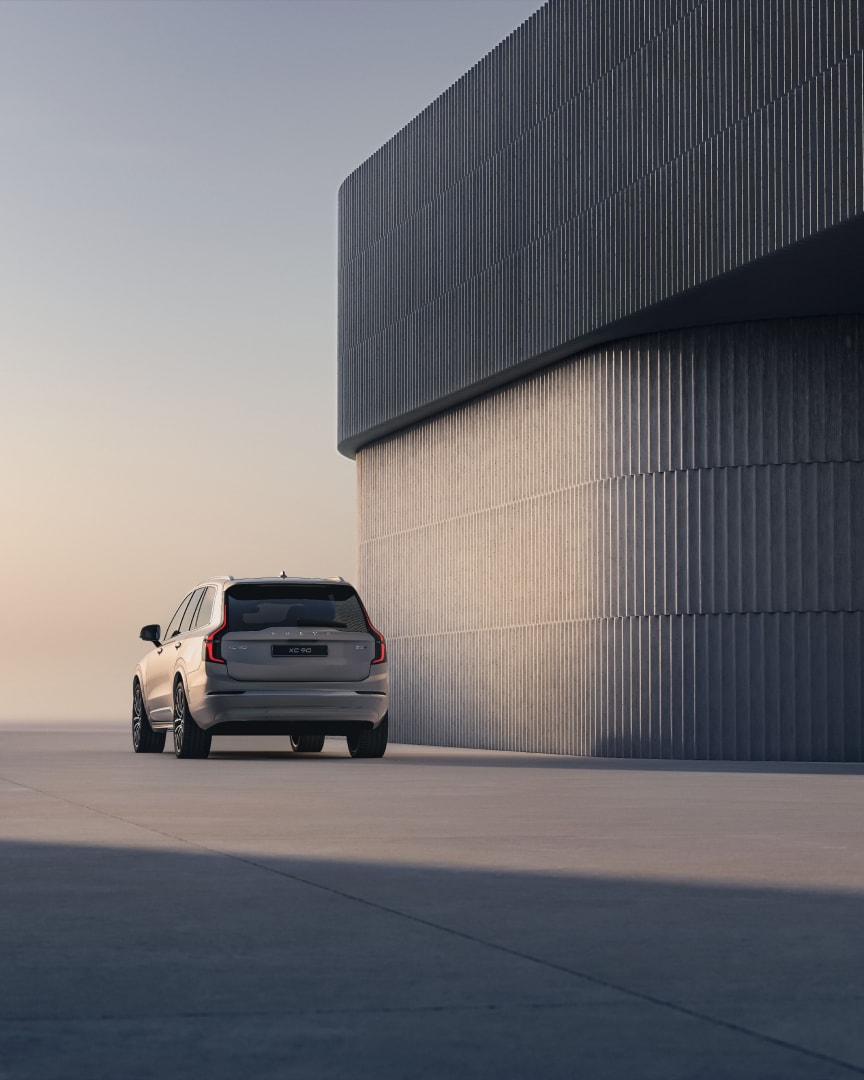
[194,587,216,630]
[179,588,206,635]
[164,593,195,640]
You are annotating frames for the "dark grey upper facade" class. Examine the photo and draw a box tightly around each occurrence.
[338,0,864,456]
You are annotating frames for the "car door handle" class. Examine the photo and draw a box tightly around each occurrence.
[174,643,182,650]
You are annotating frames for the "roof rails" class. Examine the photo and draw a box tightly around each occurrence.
[207,574,348,584]
[278,572,346,582]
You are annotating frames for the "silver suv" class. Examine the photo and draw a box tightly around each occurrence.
[132,576,388,760]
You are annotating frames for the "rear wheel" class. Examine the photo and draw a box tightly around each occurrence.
[173,681,211,759]
[291,734,325,753]
[132,680,165,754]
[347,714,388,759]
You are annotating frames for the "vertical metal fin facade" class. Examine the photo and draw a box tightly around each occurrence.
[340,2,864,759]
[358,318,864,760]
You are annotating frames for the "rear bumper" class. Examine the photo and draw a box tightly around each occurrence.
[188,687,388,732]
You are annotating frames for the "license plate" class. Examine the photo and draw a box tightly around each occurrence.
[272,644,328,657]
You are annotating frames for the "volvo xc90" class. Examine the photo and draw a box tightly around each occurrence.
[132,576,388,759]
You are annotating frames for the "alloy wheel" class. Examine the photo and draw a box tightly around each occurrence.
[173,682,186,754]
[132,683,144,750]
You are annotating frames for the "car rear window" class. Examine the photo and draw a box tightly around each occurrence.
[225,585,369,633]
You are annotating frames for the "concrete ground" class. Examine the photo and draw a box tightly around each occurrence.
[1,725,863,1080]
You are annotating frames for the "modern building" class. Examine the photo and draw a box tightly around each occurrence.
[337,0,864,760]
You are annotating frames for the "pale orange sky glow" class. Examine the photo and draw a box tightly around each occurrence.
[0,0,542,721]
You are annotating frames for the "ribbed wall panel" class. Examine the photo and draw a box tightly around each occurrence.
[357,319,864,760]
[338,1,864,453]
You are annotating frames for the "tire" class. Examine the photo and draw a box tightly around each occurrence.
[132,679,166,754]
[173,680,212,760]
[347,713,388,759]
[291,734,326,753]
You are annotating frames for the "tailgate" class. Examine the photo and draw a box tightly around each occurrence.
[222,631,374,682]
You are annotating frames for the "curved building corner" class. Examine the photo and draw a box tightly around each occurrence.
[338,1,864,760]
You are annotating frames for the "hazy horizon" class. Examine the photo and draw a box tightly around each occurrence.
[0,0,542,721]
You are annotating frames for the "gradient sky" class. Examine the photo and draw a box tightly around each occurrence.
[0,0,542,721]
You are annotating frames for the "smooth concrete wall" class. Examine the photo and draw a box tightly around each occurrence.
[338,0,864,455]
[358,317,864,760]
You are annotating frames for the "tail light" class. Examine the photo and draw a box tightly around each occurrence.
[370,623,386,664]
[359,602,386,664]
[204,605,228,664]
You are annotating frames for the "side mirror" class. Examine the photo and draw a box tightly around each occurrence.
[140,624,162,647]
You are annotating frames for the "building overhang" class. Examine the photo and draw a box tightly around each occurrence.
[339,212,864,458]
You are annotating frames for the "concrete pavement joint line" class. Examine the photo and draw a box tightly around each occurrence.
[0,1001,611,1025]
[223,853,864,1077]
[4,777,864,1078]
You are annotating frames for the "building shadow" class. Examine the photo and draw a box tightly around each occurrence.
[1,838,862,1079]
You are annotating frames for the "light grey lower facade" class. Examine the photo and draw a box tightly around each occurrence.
[358,317,864,760]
